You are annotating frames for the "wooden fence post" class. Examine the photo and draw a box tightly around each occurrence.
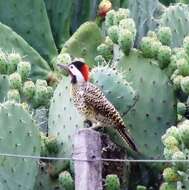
[73,128,102,190]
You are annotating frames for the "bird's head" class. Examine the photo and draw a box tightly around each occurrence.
[58,61,90,84]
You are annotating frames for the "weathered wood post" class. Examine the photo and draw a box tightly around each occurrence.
[73,128,102,190]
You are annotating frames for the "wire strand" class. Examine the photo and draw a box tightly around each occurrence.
[0,153,188,163]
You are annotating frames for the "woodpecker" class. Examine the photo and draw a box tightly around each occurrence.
[58,61,138,152]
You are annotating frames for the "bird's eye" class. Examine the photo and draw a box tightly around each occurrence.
[70,65,73,69]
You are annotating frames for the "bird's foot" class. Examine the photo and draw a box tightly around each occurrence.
[90,123,102,130]
[83,120,92,128]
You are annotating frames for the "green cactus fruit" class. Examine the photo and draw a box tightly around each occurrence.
[7,89,20,102]
[0,75,9,102]
[183,36,189,55]
[47,86,53,99]
[164,126,180,141]
[157,45,172,69]
[34,85,49,105]
[157,27,172,46]
[17,61,31,81]
[177,102,186,116]
[108,25,119,43]
[117,50,176,158]
[59,171,74,190]
[61,22,102,68]
[160,4,189,48]
[40,132,49,156]
[162,136,179,149]
[159,182,177,190]
[118,30,134,55]
[36,79,48,87]
[45,136,59,155]
[173,75,183,90]
[151,40,162,59]
[105,10,117,28]
[105,174,120,190]
[119,18,136,38]
[147,31,158,40]
[163,146,180,160]
[181,76,189,94]
[40,133,59,156]
[0,23,51,81]
[176,58,189,76]
[140,37,158,58]
[179,121,189,146]
[23,81,35,99]
[0,50,7,74]
[48,77,83,174]
[172,150,185,160]
[7,52,22,74]
[104,37,114,52]
[95,55,107,65]
[163,168,179,182]
[97,43,113,61]
[0,101,40,190]
[56,53,71,66]
[9,72,22,90]
[136,185,147,190]
[113,8,130,26]
[172,150,186,170]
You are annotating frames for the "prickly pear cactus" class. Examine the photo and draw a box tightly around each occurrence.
[0,0,58,64]
[160,3,189,48]
[44,0,74,49]
[0,101,40,190]
[61,22,103,67]
[160,120,189,189]
[0,23,51,80]
[48,76,83,174]
[128,0,163,47]
[117,50,176,158]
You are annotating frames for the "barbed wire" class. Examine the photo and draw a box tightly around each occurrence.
[0,152,188,163]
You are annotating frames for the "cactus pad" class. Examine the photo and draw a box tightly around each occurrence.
[117,50,176,158]
[0,101,40,190]
[61,22,102,68]
[48,76,83,173]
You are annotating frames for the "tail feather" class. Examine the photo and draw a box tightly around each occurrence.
[116,127,138,152]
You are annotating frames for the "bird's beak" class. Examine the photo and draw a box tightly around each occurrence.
[57,64,70,75]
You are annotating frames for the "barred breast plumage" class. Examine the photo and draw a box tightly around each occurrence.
[71,82,138,152]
